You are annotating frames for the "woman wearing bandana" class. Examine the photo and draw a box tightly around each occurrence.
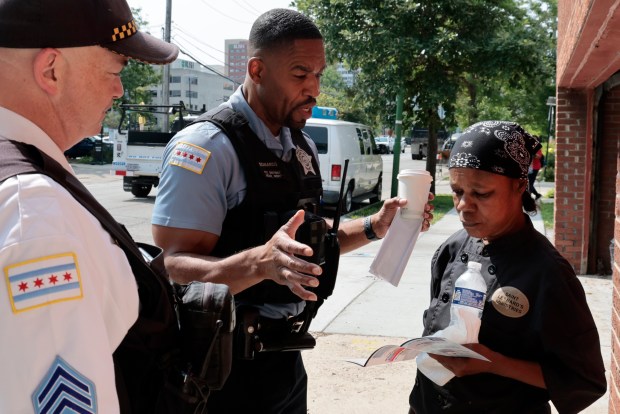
[409,121,606,413]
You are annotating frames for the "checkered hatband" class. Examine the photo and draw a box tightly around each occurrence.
[111,20,137,42]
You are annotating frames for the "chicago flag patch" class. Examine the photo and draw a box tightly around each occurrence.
[169,141,211,175]
[4,253,83,314]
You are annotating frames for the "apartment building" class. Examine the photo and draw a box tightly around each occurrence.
[225,39,249,86]
[148,59,234,130]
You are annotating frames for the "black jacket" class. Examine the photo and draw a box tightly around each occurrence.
[410,216,606,413]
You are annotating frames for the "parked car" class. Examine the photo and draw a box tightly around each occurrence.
[439,133,461,160]
[410,136,428,160]
[392,136,406,153]
[64,136,113,159]
[374,136,391,154]
[303,112,383,213]
[374,135,406,154]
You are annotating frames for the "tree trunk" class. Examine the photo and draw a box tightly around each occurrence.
[466,79,478,125]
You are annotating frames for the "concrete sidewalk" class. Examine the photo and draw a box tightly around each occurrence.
[74,162,610,411]
[308,182,612,413]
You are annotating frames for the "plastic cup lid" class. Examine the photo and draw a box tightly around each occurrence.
[397,169,433,181]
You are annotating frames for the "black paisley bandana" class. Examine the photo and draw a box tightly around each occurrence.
[448,121,542,179]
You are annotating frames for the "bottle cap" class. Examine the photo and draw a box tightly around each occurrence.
[467,261,482,271]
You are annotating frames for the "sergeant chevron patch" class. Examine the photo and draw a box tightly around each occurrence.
[32,356,97,414]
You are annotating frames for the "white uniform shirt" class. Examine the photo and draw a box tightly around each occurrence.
[0,107,139,413]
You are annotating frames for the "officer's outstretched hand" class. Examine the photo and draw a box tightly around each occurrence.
[369,193,435,238]
[262,210,322,301]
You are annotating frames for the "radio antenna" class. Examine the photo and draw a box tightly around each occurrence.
[331,159,349,232]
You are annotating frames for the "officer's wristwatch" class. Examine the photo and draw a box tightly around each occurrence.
[363,216,381,241]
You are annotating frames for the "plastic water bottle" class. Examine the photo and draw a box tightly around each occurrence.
[416,261,487,385]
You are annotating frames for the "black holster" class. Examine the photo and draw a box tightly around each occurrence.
[234,209,341,360]
[235,306,317,360]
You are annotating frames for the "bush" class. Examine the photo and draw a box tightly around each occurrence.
[539,149,554,181]
[542,166,554,182]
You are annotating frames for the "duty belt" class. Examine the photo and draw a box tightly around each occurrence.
[236,306,316,359]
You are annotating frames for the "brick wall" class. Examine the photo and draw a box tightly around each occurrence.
[554,88,592,272]
[594,88,620,274]
[609,91,620,414]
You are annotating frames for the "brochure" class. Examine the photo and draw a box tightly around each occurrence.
[348,336,489,367]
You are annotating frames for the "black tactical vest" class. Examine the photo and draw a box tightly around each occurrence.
[193,106,323,304]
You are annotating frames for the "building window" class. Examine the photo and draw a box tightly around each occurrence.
[150,90,158,97]
[170,90,181,97]
[185,91,198,99]
[170,76,181,83]
[181,60,195,69]
[188,76,198,85]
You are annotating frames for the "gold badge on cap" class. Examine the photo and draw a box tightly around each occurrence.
[111,20,137,42]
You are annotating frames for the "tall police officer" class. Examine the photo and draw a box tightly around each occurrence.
[152,8,432,414]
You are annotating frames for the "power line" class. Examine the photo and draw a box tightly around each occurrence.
[231,0,261,16]
[197,0,252,25]
[173,24,226,55]
[172,33,227,66]
[239,0,261,14]
[172,40,241,86]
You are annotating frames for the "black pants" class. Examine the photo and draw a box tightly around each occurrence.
[410,373,551,414]
[528,169,541,197]
[206,350,307,414]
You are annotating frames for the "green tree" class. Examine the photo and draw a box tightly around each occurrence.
[295,0,555,192]
[454,0,557,133]
[120,60,161,105]
[317,64,372,124]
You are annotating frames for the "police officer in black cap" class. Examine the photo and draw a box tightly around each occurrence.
[0,0,178,412]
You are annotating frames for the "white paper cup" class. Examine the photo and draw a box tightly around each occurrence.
[397,169,433,220]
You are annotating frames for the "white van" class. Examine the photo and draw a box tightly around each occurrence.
[302,109,383,213]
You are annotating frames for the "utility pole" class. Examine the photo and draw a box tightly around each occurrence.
[390,92,404,197]
[162,0,172,130]
[188,76,192,108]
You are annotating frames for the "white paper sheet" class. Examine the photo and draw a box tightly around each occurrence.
[369,209,423,286]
